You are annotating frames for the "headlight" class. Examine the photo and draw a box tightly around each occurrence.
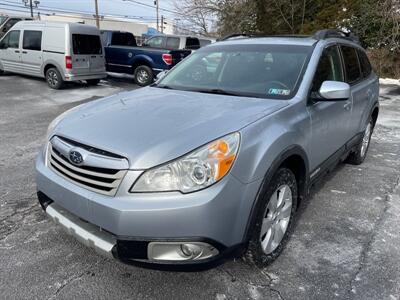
[131,132,240,193]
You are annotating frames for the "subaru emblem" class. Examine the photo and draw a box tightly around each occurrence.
[69,150,83,165]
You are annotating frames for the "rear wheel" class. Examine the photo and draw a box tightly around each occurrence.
[134,65,153,86]
[245,168,298,267]
[346,117,374,165]
[87,79,100,86]
[46,68,64,89]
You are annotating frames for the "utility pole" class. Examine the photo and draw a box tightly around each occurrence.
[22,0,40,18]
[161,15,164,33]
[154,0,159,32]
[94,0,100,28]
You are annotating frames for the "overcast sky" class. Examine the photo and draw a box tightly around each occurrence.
[0,0,177,22]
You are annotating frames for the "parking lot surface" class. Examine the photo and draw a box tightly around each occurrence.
[0,74,399,299]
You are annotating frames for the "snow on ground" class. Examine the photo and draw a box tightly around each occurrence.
[378,79,400,131]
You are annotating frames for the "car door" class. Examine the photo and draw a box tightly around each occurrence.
[21,30,43,76]
[0,30,22,72]
[341,46,374,135]
[307,45,353,171]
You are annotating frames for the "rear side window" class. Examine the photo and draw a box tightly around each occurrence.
[1,30,20,48]
[166,37,180,49]
[23,30,42,51]
[185,37,200,50]
[357,49,372,78]
[312,46,344,92]
[111,32,136,47]
[72,34,102,55]
[341,46,362,84]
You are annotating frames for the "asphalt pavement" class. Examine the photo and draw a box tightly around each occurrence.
[0,74,399,299]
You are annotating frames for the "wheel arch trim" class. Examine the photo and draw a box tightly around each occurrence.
[242,144,309,242]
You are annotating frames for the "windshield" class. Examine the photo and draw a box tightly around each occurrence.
[157,44,312,99]
[0,16,7,26]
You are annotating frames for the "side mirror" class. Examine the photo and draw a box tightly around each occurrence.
[315,81,350,101]
[0,43,5,49]
[2,27,7,33]
[156,70,168,81]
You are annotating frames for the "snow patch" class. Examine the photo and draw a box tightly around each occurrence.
[380,78,400,85]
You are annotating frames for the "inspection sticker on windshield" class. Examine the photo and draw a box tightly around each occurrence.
[268,88,290,96]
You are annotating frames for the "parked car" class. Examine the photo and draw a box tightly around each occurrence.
[0,21,106,89]
[0,15,32,38]
[101,30,191,86]
[36,29,379,269]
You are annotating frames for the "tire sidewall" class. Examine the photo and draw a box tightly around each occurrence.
[134,65,153,86]
[246,168,298,267]
[46,68,63,89]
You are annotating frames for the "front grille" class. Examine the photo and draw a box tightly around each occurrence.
[47,142,127,196]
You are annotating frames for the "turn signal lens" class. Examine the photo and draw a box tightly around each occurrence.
[131,132,240,193]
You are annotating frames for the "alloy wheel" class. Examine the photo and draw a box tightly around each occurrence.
[260,184,293,254]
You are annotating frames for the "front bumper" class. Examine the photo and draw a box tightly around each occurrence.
[35,148,261,268]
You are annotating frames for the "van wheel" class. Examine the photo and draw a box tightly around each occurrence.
[346,117,374,165]
[46,68,64,89]
[87,79,100,86]
[245,168,298,267]
[134,65,153,86]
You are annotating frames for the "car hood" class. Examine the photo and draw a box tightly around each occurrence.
[53,87,288,169]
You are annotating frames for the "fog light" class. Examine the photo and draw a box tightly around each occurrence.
[147,242,219,261]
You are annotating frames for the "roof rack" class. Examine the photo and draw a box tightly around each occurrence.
[313,29,360,44]
[219,29,360,44]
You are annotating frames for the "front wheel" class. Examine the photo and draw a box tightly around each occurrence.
[346,117,374,165]
[134,65,154,86]
[46,68,64,89]
[245,168,298,267]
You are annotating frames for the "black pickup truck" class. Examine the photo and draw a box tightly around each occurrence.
[101,31,192,86]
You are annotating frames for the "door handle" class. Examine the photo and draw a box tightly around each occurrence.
[343,101,352,111]
[22,51,27,54]
[14,50,20,53]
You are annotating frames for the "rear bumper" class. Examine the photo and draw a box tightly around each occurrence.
[64,72,107,82]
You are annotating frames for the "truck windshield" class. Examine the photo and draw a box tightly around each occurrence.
[0,16,7,26]
[72,34,102,55]
[157,44,312,99]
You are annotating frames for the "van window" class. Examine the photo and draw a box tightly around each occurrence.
[111,32,136,46]
[3,18,20,31]
[199,39,212,47]
[23,30,42,51]
[0,16,6,26]
[185,37,200,50]
[0,30,20,48]
[72,34,102,55]
[341,46,362,84]
[312,46,344,92]
[145,36,165,48]
[166,37,180,49]
[357,49,372,78]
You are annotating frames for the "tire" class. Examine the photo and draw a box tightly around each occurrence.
[46,68,64,89]
[245,168,298,267]
[346,117,374,165]
[87,79,100,86]
[134,65,154,86]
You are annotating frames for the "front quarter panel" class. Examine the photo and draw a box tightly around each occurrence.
[231,98,311,184]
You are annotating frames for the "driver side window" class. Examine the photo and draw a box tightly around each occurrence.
[312,46,344,92]
[0,30,20,49]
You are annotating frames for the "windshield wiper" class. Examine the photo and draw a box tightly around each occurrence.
[195,88,243,96]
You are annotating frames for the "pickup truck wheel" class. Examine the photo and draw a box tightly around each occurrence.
[346,117,374,165]
[134,65,153,86]
[46,68,64,89]
[245,168,298,267]
[87,79,100,86]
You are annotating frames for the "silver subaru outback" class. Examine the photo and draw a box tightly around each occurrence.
[35,29,379,269]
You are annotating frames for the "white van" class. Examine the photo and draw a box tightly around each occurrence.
[0,21,106,89]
